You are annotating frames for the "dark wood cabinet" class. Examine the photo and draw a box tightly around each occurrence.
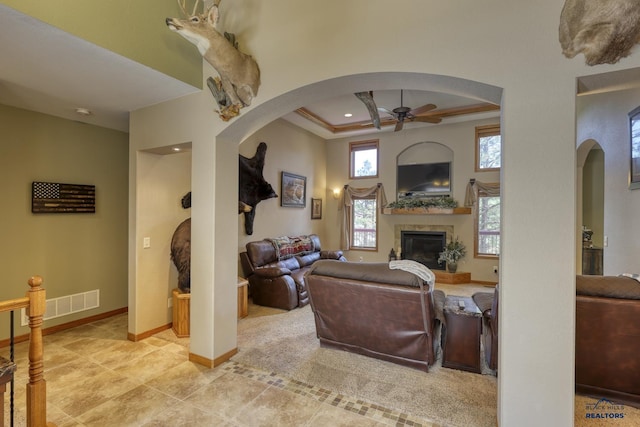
[582,247,603,275]
[442,295,482,373]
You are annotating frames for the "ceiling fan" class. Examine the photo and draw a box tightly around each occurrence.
[378,90,441,131]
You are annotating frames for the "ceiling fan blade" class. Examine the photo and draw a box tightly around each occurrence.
[412,116,442,124]
[354,91,381,130]
[394,120,404,132]
[410,103,437,116]
[378,107,397,119]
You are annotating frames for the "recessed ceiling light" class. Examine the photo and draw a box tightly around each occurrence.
[173,147,181,152]
[344,113,353,118]
[75,108,92,116]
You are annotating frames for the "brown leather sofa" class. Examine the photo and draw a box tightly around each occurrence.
[472,285,499,371]
[576,274,640,407]
[306,260,445,372]
[239,234,346,310]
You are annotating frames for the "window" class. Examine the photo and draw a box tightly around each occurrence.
[475,188,500,257]
[475,124,501,171]
[350,140,378,179]
[351,195,377,250]
[629,106,640,189]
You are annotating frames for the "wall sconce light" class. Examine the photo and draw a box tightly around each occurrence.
[333,188,341,199]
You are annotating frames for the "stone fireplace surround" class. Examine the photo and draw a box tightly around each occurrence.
[394,224,454,269]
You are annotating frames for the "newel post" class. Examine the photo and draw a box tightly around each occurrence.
[26,275,47,427]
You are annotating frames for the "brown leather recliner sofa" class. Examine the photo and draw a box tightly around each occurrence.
[576,274,640,407]
[306,260,445,372]
[239,234,346,310]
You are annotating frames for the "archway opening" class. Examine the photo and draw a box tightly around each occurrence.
[197,71,504,423]
[577,140,604,275]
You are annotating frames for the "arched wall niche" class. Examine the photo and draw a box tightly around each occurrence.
[397,141,453,165]
[396,142,454,199]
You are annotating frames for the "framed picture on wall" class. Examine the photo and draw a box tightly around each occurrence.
[281,172,307,207]
[311,198,322,219]
[630,106,640,189]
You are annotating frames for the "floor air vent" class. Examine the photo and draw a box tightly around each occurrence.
[21,289,100,326]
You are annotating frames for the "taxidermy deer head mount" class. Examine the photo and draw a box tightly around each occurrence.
[559,0,640,65]
[166,0,261,121]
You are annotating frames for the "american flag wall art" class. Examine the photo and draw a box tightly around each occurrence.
[31,182,95,213]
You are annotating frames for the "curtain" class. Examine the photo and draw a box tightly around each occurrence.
[339,183,387,250]
[464,180,500,207]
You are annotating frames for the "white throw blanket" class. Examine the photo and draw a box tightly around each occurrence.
[619,273,640,283]
[389,259,435,286]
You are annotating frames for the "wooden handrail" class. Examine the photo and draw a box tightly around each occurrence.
[0,296,29,313]
[0,276,55,427]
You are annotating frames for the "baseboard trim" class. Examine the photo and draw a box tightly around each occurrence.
[0,307,128,348]
[189,352,214,368]
[215,347,238,366]
[577,383,640,407]
[127,323,172,342]
[189,347,238,368]
[470,280,498,287]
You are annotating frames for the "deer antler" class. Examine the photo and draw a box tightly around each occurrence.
[177,0,187,16]
[177,0,201,17]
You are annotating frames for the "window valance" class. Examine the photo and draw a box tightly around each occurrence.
[339,183,387,250]
[464,179,500,207]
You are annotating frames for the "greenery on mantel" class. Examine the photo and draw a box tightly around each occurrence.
[386,196,459,209]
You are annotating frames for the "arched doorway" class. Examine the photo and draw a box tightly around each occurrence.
[214,70,503,333]
[577,139,604,275]
[191,70,505,421]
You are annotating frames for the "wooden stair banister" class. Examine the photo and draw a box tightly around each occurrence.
[0,276,55,427]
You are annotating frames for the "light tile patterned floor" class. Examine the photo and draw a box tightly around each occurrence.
[5,282,637,426]
[2,313,439,427]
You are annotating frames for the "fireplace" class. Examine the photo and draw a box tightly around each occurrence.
[401,231,446,270]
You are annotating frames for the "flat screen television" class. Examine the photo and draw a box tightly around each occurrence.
[397,162,451,198]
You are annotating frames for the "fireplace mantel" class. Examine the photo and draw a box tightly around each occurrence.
[383,207,471,215]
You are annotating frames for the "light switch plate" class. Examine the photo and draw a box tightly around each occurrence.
[143,237,151,248]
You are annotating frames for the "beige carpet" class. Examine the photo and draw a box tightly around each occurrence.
[232,298,498,427]
[159,280,640,426]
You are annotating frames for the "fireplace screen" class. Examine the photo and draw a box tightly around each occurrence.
[401,231,446,270]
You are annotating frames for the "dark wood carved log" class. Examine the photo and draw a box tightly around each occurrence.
[239,142,277,235]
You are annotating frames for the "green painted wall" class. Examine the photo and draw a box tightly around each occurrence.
[1,0,202,88]
[0,104,129,339]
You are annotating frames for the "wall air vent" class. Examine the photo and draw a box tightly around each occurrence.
[21,289,100,326]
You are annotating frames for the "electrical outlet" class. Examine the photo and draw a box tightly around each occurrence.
[167,297,173,308]
[493,265,498,274]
